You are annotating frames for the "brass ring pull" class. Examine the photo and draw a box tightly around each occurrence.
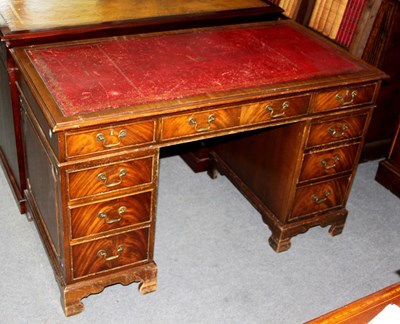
[188,114,216,132]
[97,168,127,188]
[335,90,358,105]
[96,129,128,148]
[98,206,127,224]
[328,123,349,138]
[98,245,124,262]
[320,155,340,170]
[266,101,289,118]
[311,191,331,205]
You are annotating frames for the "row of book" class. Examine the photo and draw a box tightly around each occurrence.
[270,0,301,18]
[309,0,367,48]
[270,0,367,48]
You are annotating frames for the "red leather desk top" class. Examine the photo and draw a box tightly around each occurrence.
[25,22,366,117]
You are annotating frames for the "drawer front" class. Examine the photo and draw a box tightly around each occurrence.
[65,121,155,158]
[68,156,154,200]
[240,95,310,125]
[311,83,376,113]
[299,144,359,181]
[307,114,368,147]
[72,228,149,278]
[70,191,153,239]
[161,107,240,140]
[290,177,350,221]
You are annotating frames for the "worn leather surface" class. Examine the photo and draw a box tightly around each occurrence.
[26,23,365,116]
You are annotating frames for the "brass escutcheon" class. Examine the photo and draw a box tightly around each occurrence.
[188,114,216,132]
[311,191,331,205]
[98,245,125,262]
[96,129,128,148]
[97,168,127,188]
[335,90,358,105]
[328,123,349,138]
[98,206,127,224]
[320,154,340,170]
[265,101,289,118]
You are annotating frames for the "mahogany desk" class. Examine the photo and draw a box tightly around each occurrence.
[11,20,385,316]
[0,0,282,213]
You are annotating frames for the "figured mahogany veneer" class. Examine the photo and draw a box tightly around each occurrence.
[70,191,153,239]
[10,20,386,316]
[67,155,154,201]
[65,120,156,158]
[311,84,377,113]
[72,228,150,279]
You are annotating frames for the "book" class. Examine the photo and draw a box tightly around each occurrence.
[309,0,330,30]
[335,0,366,47]
[328,0,348,39]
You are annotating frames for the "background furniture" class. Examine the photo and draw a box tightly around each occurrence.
[0,0,282,213]
[307,281,400,323]
[376,117,400,197]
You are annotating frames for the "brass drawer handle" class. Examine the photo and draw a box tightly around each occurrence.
[97,168,127,188]
[188,114,216,132]
[328,123,349,138]
[320,155,340,170]
[98,245,124,262]
[96,129,128,148]
[266,101,289,118]
[335,90,358,105]
[98,206,127,224]
[311,191,331,205]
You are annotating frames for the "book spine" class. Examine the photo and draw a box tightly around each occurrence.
[328,0,348,39]
[309,0,325,29]
[336,0,367,47]
[317,0,335,32]
[322,0,341,36]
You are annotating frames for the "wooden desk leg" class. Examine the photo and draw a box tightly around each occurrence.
[61,263,158,317]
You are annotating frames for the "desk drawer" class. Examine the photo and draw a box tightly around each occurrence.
[161,107,240,140]
[72,228,149,279]
[311,83,376,112]
[68,155,154,200]
[299,144,359,181]
[70,191,153,239]
[65,121,155,158]
[307,114,368,147]
[240,95,309,124]
[290,177,350,221]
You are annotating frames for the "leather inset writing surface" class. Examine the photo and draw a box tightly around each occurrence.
[26,23,366,117]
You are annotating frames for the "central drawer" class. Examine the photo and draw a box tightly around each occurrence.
[240,94,310,124]
[161,106,241,140]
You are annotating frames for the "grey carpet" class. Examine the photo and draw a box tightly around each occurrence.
[0,156,399,324]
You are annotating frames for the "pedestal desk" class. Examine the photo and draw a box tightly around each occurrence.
[10,20,386,316]
[0,0,282,213]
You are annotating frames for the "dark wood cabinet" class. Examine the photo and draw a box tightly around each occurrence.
[0,0,283,213]
[376,117,400,198]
